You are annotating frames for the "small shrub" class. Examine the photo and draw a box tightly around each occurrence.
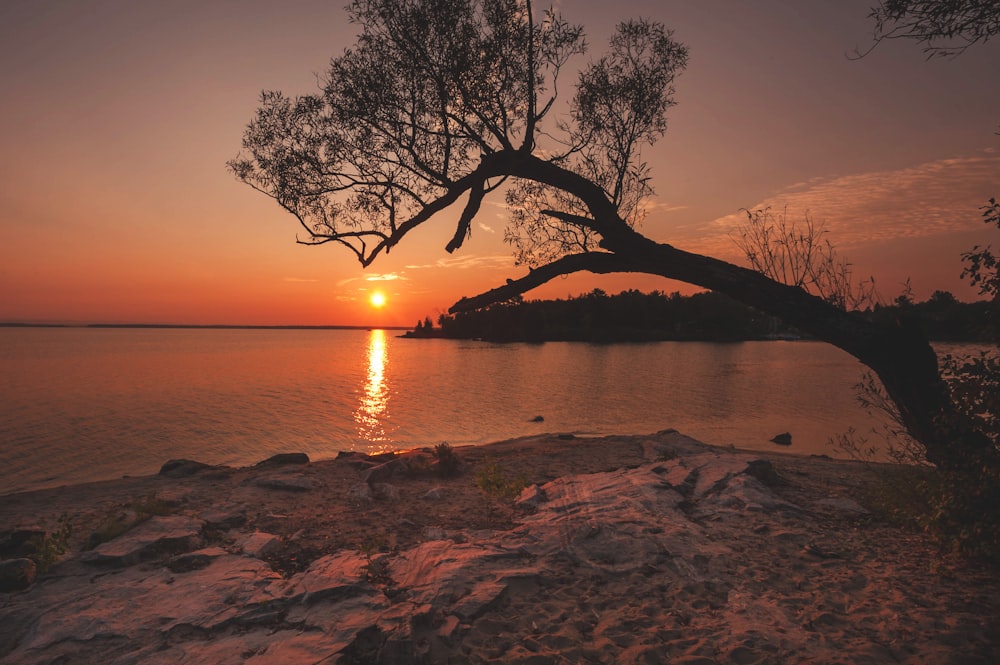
[432,442,461,477]
[358,538,394,586]
[30,514,72,574]
[475,458,528,526]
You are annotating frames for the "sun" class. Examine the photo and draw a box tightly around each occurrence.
[369,291,387,309]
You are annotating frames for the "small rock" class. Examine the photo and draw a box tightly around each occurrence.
[255,452,310,467]
[364,458,408,484]
[336,450,377,470]
[200,508,247,529]
[437,615,461,644]
[530,415,544,422]
[816,497,869,514]
[422,526,447,541]
[423,487,444,501]
[239,532,283,559]
[167,546,228,573]
[514,484,547,510]
[770,432,792,446]
[349,483,373,502]
[372,483,400,501]
[255,475,317,492]
[745,459,787,487]
[158,458,214,478]
[0,558,37,592]
[452,582,508,622]
[0,527,45,558]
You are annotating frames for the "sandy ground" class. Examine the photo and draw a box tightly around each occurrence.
[1,431,998,664]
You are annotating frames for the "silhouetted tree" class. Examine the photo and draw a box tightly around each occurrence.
[864,0,1000,57]
[231,0,991,470]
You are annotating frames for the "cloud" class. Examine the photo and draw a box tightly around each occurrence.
[478,222,495,233]
[336,272,408,288]
[404,254,514,271]
[704,151,1000,251]
[641,199,688,215]
[283,277,319,283]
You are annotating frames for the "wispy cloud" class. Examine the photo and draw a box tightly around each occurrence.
[336,272,408,288]
[283,277,319,283]
[642,199,688,215]
[404,254,514,271]
[478,222,495,234]
[705,151,999,250]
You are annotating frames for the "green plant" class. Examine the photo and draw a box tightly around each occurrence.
[432,442,461,477]
[475,458,528,526]
[29,513,73,574]
[358,538,394,586]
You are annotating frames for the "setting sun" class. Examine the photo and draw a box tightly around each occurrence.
[369,291,387,309]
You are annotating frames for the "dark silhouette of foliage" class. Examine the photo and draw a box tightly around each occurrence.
[864,0,1000,57]
[961,198,1000,298]
[410,288,997,344]
[410,289,791,342]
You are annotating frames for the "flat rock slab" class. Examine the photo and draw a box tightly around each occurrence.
[81,515,204,566]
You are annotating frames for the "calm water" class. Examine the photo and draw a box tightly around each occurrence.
[2,327,899,495]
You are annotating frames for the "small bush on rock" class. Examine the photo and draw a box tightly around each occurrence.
[432,442,461,477]
[30,514,72,574]
[475,458,527,526]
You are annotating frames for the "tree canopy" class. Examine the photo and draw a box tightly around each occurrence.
[231,0,995,472]
[865,0,1000,57]
[229,0,685,270]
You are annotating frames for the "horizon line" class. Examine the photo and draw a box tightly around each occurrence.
[0,322,412,331]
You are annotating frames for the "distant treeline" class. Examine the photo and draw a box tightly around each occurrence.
[405,289,998,344]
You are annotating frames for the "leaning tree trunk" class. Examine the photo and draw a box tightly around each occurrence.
[616,234,967,468]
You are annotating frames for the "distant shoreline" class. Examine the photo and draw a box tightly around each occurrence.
[0,323,410,331]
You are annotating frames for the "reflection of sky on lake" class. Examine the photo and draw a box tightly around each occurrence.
[354,329,392,452]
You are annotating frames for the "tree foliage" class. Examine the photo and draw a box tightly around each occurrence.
[865,0,1000,56]
[230,0,676,266]
[961,198,1000,298]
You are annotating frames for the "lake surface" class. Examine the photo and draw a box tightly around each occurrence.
[1,327,908,495]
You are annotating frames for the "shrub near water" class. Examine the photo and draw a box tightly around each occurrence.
[475,458,528,527]
[432,442,461,477]
[30,514,72,574]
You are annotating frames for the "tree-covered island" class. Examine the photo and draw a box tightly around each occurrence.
[404,288,999,344]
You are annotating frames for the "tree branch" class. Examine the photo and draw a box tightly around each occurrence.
[450,251,637,311]
[445,178,486,253]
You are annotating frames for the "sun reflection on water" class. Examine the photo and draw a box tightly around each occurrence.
[354,329,393,453]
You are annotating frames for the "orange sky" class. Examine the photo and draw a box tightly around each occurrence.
[1,1,998,326]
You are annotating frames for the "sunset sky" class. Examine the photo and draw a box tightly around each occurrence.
[1,0,997,327]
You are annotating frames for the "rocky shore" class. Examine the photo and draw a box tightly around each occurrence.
[1,431,997,664]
